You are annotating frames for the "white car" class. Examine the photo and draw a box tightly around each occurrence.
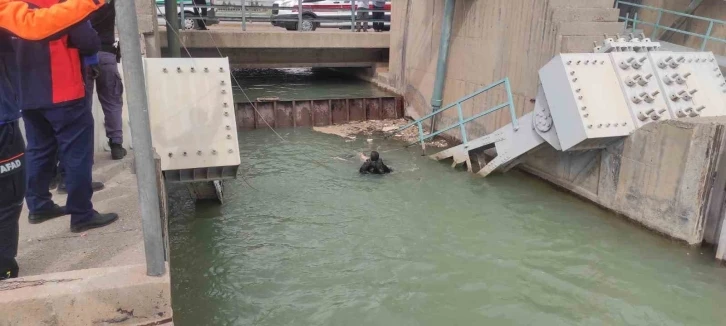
[271,0,390,31]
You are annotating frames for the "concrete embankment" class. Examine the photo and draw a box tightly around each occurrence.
[381,0,726,253]
[0,153,172,325]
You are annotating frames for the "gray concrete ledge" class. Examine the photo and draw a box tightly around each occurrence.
[0,264,171,326]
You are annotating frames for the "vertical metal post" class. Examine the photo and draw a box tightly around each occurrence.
[429,0,456,132]
[624,12,629,31]
[505,79,518,131]
[632,12,638,32]
[614,0,620,9]
[456,103,468,145]
[701,21,714,51]
[417,122,426,156]
[180,1,185,30]
[114,0,167,277]
[164,0,181,57]
[242,0,247,31]
[351,1,356,31]
[651,10,662,39]
[298,0,303,32]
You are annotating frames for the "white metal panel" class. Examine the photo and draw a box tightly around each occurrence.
[648,51,726,118]
[609,52,671,128]
[539,54,633,151]
[687,52,726,117]
[144,58,241,171]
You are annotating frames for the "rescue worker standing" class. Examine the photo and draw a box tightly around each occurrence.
[355,0,370,32]
[0,0,106,280]
[13,1,118,235]
[86,0,127,161]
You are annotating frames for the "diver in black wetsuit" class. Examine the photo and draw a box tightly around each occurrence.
[359,151,392,174]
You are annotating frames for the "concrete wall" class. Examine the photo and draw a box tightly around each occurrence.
[632,0,726,55]
[137,0,162,58]
[385,0,726,245]
[388,0,622,139]
[519,119,724,245]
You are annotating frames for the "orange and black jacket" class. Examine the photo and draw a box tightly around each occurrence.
[0,0,103,123]
[12,0,100,111]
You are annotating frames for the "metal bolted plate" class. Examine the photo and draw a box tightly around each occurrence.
[685,52,726,117]
[532,86,561,150]
[144,58,241,172]
[609,52,671,128]
[539,53,633,151]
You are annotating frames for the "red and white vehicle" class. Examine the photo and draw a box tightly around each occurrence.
[271,0,391,31]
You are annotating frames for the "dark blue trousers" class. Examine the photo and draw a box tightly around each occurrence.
[22,100,95,225]
[0,121,25,277]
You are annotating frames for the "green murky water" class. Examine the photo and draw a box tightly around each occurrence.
[169,128,726,326]
[232,68,394,103]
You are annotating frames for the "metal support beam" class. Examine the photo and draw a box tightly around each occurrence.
[164,0,181,57]
[242,0,247,31]
[429,0,455,133]
[298,0,303,32]
[115,0,167,277]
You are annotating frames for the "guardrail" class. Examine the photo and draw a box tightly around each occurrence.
[615,0,726,51]
[388,78,517,149]
[159,2,391,32]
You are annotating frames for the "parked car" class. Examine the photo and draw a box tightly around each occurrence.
[271,0,391,31]
[156,0,220,30]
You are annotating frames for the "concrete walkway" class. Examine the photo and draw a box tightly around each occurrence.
[0,152,173,325]
[17,153,143,276]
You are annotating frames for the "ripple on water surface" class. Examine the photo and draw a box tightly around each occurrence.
[169,128,726,326]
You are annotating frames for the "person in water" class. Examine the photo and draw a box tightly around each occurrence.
[359,151,392,174]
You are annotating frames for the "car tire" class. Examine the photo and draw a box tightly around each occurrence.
[179,14,198,30]
[300,16,316,31]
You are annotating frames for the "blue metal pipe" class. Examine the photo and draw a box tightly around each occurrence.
[429,0,456,131]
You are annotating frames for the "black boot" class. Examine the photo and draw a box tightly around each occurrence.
[58,181,104,195]
[71,211,119,233]
[109,141,127,160]
[0,257,18,280]
[48,173,61,191]
[28,204,66,224]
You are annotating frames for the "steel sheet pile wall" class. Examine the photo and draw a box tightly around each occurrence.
[236,97,403,129]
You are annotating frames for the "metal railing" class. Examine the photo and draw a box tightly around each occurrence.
[615,0,726,51]
[159,2,391,32]
[389,78,517,149]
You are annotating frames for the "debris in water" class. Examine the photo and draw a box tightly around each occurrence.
[313,119,448,148]
[367,139,374,143]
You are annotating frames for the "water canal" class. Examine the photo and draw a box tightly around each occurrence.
[168,68,726,325]
[168,128,726,325]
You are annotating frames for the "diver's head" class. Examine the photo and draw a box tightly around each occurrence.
[370,151,380,161]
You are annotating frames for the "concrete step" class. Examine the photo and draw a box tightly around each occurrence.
[549,0,614,8]
[561,35,605,52]
[558,22,625,36]
[552,8,620,23]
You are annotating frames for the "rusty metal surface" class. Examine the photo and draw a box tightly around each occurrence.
[235,96,403,129]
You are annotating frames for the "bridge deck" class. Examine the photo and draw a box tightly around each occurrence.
[160,29,390,49]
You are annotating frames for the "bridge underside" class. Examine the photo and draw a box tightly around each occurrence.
[160,48,389,69]
[159,30,390,68]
